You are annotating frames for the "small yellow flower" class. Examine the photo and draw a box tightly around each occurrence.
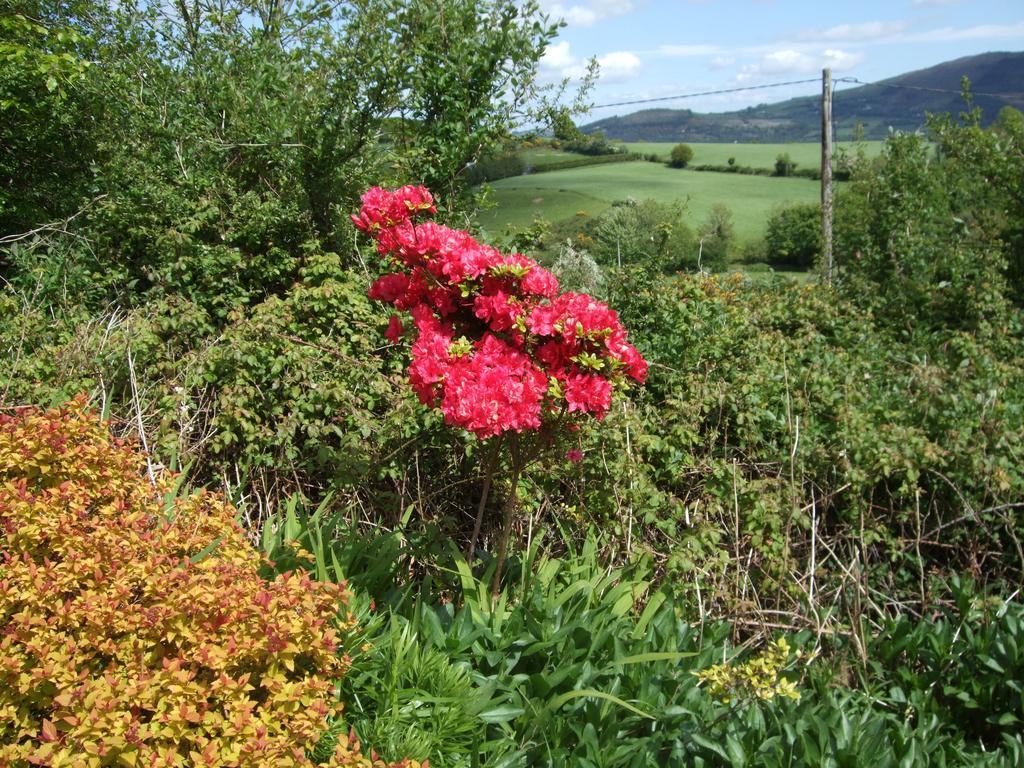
[693,638,802,703]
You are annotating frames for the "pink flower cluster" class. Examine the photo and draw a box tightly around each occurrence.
[353,185,648,439]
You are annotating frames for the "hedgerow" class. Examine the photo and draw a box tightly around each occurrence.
[0,397,414,768]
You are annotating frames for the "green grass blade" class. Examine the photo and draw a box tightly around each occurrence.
[547,688,654,720]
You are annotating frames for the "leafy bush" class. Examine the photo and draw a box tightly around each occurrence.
[773,153,796,176]
[551,239,605,295]
[696,204,735,270]
[1,0,563,321]
[764,203,820,269]
[609,271,1024,611]
[197,255,407,491]
[928,108,1024,307]
[265,512,1024,767]
[864,578,1024,752]
[835,131,1013,334]
[0,398,412,767]
[464,151,525,184]
[0,10,101,235]
[586,199,699,275]
[562,130,625,157]
[523,152,640,174]
[669,143,694,168]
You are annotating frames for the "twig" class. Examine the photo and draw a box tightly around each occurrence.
[0,194,107,245]
[466,435,504,564]
[127,344,156,486]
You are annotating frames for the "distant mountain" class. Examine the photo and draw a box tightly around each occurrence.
[581,52,1024,143]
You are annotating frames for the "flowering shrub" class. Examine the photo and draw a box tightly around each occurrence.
[693,638,802,704]
[353,185,647,440]
[0,398,416,768]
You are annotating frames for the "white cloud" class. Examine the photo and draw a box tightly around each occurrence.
[902,21,1024,43]
[541,42,642,83]
[597,51,642,82]
[541,41,575,71]
[541,0,634,28]
[709,55,735,70]
[797,21,908,43]
[738,48,863,80]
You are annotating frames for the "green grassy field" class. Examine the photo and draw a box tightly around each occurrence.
[520,146,585,169]
[477,160,821,244]
[626,141,884,169]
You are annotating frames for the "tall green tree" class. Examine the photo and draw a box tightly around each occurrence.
[394,0,561,207]
[2,0,563,316]
[0,2,102,235]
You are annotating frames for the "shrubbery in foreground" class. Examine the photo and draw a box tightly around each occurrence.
[0,398,413,768]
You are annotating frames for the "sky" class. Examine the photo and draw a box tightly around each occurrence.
[536,0,1024,122]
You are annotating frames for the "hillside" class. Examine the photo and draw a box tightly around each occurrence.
[582,51,1024,142]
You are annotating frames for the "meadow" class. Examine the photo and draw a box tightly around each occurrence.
[477,159,821,243]
[625,140,885,169]
[519,145,587,168]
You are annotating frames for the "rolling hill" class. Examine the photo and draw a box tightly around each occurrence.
[581,51,1024,143]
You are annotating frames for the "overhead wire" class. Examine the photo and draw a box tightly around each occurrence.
[586,75,1022,112]
[834,76,1020,100]
[589,78,820,110]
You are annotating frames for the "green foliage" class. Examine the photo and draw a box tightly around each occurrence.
[393,0,562,206]
[262,509,1024,767]
[561,130,626,157]
[551,239,605,295]
[669,143,694,168]
[764,203,820,269]
[625,141,885,171]
[464,150,525,185]
[773,153,796,177]
[835,129,1015,334]
[609,271,1024,609]
[697,204,734,270]
[864,578,1024,753]
[522,151,639,174]
[550,107,585,143]
[928,107,1024,307]
[0,3,102,235]
[2,0,562,317]
[585,199,699,275]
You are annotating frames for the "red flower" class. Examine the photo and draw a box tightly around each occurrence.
[408,315,453,405]
[520,265,559,298]
[384,315,403,344]
[351,185,435,233]
[563,373,613,418]
[440,334,548,438]
[473,290,521,332]
[353,185,648,440]
[369,273,410,304]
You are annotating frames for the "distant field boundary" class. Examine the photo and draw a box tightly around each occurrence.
[684,163,851,182]
[523,153,640,175]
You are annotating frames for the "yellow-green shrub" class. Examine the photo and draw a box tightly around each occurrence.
[0,397,416,768]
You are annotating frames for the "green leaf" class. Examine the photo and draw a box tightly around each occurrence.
[610,651,698,666]
[547,689,654,720]
[478,704,524,724]
[188,536,223,564]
